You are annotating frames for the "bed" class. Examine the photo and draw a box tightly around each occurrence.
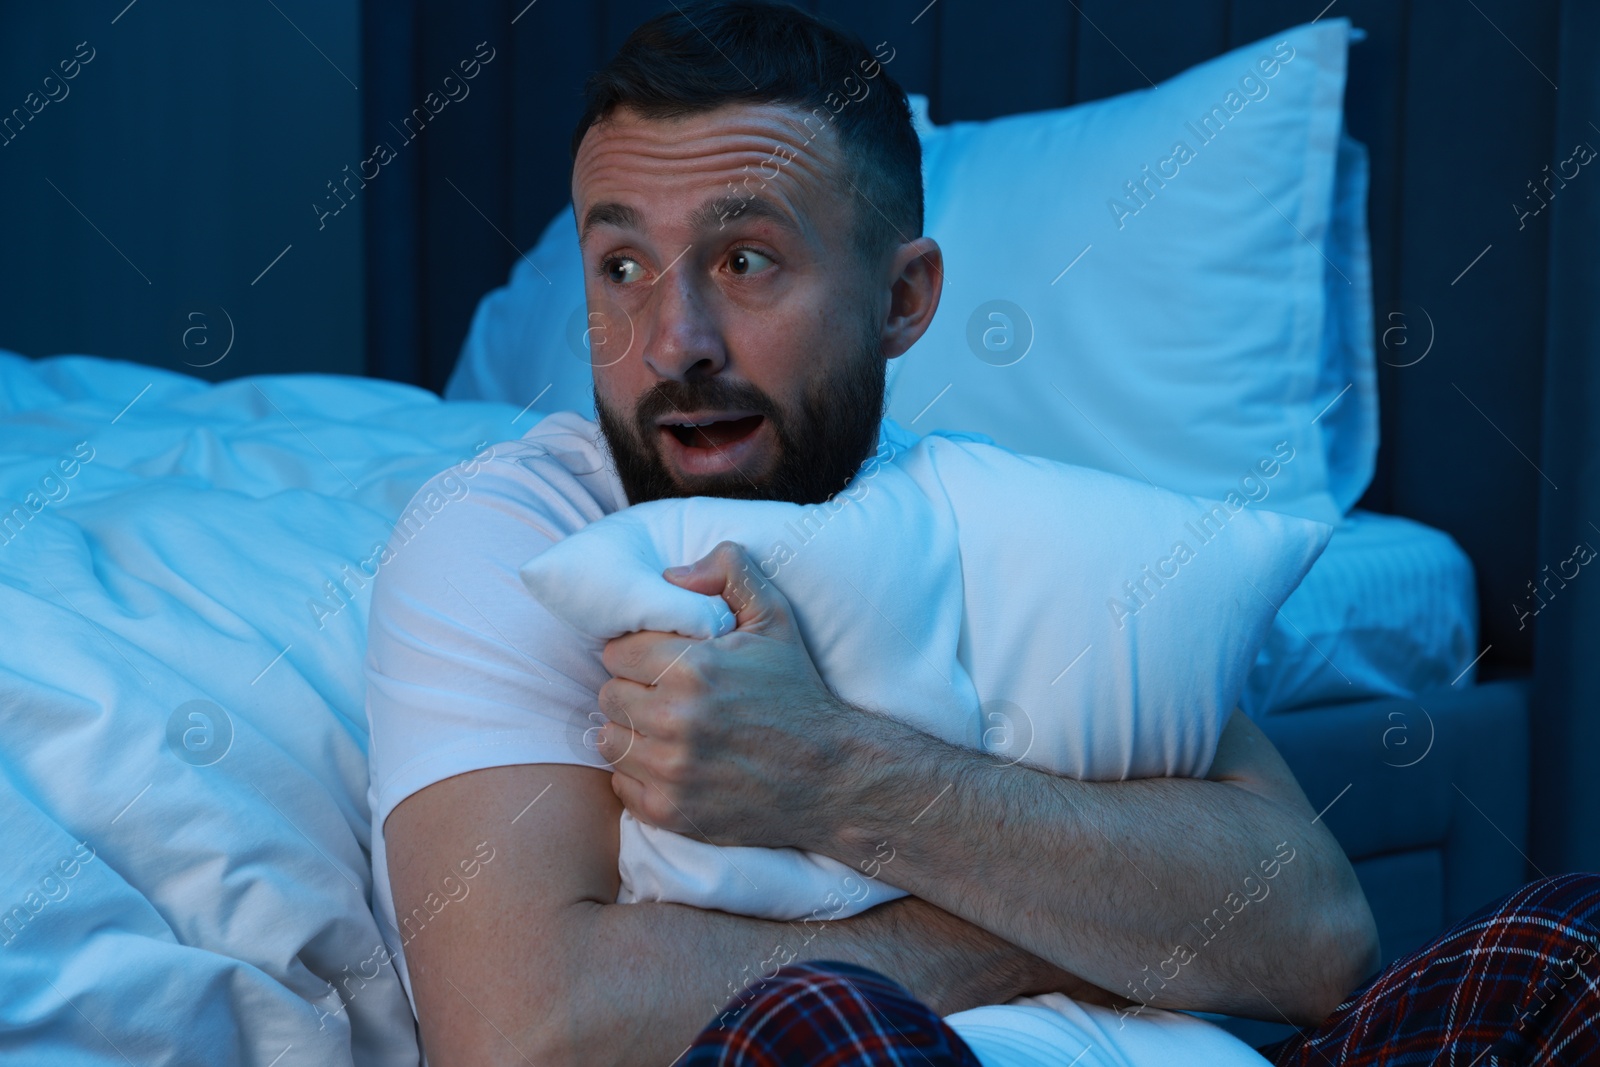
[0,355,1512,1061]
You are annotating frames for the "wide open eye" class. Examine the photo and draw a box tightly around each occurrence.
[727,248,775,276]
[602,256,646,285]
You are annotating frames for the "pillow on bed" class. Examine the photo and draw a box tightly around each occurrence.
[520,421,1332,920]
[887,19,1372,526]
[445,19,1374,527]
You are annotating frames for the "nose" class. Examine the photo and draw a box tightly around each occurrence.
[642,263,727,382]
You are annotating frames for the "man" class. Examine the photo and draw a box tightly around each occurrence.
[365,3,1600,1065]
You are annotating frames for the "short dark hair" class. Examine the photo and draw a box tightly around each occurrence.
[569,0,923,263]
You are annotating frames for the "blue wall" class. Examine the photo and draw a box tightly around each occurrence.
[0,0,364,381]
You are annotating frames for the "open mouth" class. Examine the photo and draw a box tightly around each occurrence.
[663,414,765,450]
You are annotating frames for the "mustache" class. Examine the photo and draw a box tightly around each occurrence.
[633,379,782,429]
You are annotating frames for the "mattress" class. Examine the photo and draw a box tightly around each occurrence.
[1242,508,1479,718]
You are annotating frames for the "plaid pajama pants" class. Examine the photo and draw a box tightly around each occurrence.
[684,873,1600,1066]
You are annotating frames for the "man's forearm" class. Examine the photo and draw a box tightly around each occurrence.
[805,710,1377,1025]
[529,894,1072,1066]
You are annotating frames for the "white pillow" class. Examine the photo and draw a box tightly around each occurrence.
[445,20,1375,527]
[520,423,1332,920]
[888,19,1368,525]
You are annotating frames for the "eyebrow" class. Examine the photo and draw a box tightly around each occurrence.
[579,201,643,248]
[579,194,802,249]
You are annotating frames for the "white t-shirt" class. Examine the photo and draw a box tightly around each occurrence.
[364,411,621,997]
[362,411,1270,1067]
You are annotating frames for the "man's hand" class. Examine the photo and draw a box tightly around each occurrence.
[596,540,856,847]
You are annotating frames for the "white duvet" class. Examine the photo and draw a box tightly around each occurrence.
[0,351,523,1065]
[520,426,1332,923]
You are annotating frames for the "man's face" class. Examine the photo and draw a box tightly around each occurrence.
[571,101,888,506]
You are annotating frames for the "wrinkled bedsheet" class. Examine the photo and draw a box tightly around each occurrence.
[0,351,522,1066]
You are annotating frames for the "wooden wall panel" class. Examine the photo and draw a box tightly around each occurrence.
[934,3,1076,120]
[1071,1,1229,101]
[509,0,601,246]
[1392,0,1558,664]
[418,0,515,396]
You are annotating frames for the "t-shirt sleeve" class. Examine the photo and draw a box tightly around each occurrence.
[363,447,614,837]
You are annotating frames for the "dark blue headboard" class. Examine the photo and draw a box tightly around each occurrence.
[363,0,1600,868]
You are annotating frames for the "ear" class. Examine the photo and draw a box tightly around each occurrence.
[879,236,944,360]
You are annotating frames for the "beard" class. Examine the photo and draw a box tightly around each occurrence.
[593,323,887,507]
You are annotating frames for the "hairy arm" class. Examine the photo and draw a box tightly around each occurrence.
[387,762,1117,1067]
[817,707,1380,1025]
[601,544,1381,1029]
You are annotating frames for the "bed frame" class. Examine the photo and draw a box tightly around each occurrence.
[359,0,1600,1027]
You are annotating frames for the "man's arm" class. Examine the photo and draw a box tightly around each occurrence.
[822,706,1380,1025]
[599,543,1382,1028]
[387,762,1119,1067]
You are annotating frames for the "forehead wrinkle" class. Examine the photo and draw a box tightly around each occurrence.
[579,136,835,192]
[578,105,834,165]
[574,107,847,198]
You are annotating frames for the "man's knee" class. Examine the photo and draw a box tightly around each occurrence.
[687,959,979,1067]
[1500,872,1600,941]
[1532,873,1600,956]
[1529,872,1600,916]
[711,959,908,1029]
[1496,874,1600,997]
